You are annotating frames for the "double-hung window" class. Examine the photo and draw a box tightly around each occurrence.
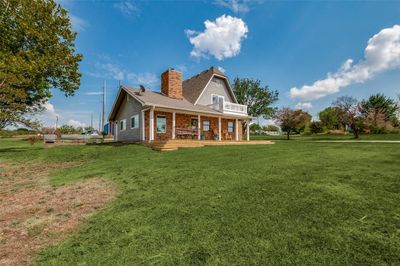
[156,115,166,133]
[228,121,234,133]
[131,114,139,129]
[120,119,126,131]
[203,120,210,131]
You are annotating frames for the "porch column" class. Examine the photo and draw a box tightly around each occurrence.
[235,118,239,141]
[141,110,145,141]
[218,117,221,141]
[149,108,154,141]
[172,112,176,140]
[197,114,201,140]
[246,119,250,141]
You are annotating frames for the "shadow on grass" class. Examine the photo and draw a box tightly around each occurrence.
[0,147,42,153]
[86,142,144,147]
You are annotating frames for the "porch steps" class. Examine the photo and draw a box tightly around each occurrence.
[147,140,274,151]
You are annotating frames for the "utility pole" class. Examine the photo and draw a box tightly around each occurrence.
[91,114,93,129]
[99,113,101,132]
[102,80,106,132]
[55,115,58,129]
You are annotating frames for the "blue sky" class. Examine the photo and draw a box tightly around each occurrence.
[40,0,400,127]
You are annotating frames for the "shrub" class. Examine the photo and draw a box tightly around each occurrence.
[309,121,324,134]
[27,135,40,145]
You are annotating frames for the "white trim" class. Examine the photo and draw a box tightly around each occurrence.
[235,118,239,141]
[108,86,145,121]
[197,114,201,140]
[194,73,238,105]
[114,121,118,141]
[227,121,234,133]
[246,119,250,141]
[141,110,145,141]
[120,119,127,131]
[172,112,176,139]
[218,117,221,141]
[130,114,139,129]
[156,115,167,134]
[211,93,225,102]
[211,93,224,111]
[151,106,249,119]
[108,87,123,121]
[202,119,210,132]
[149,107,154,141]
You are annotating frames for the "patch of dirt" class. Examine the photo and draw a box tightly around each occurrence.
[0,162,117,266]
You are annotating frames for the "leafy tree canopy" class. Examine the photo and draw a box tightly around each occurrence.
[333,96,364,139]
[360,93,398,123]
[319,107,340,130]
[233,77,278,119]
[0,0,82,129]
[274,108,311,140]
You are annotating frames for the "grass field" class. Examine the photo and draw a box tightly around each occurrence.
[251,133,400,141]
[1,138,399,265]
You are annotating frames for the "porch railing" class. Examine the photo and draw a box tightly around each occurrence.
[223,102,247,115]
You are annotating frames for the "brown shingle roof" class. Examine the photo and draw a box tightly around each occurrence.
[109,67,247,121]
[124,86,228,116]
[182,66,227,103]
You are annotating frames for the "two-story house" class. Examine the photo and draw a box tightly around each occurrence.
[108,67,250,142]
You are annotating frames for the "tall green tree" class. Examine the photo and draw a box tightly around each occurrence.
[233,77,278,120]
[274,108,311,140]
[360,93,398,127]
[0,0,82,129]
[318,107,340,130]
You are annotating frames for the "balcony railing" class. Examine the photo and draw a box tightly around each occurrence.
[223,102,248,115]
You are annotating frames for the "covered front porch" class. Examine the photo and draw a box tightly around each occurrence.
[142,107,250,142]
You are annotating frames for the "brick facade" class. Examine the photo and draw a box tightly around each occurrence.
[161,69,183,100]
[144,109,245,141]
[200,116,219,140]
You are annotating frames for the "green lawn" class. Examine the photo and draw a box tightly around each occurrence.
[1,139,399,265]
[251,133,400,141]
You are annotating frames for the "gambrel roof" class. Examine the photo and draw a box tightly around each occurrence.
[108,66,247,121]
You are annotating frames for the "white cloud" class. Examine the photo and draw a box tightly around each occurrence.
[186,15,248,61]
[113,1,140,17]
[217,66,226,73]
[290,25,400,103]
[70,14,88,32]
[93,63,125,81]
[32,102,61,127]
[91,62,158,87]
[295,102,313,110]
[214,0,251,13]
[85,91,104,96]
[127,72,158,86]
[175,64,187,72]
[67,119,87,128]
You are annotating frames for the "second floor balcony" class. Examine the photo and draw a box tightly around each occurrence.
[212,100,248,116]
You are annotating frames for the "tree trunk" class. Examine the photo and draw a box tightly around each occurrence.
[354,130,359,139]
[287,131,290,140]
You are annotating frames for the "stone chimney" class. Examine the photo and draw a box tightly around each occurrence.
[161,69,183,100]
